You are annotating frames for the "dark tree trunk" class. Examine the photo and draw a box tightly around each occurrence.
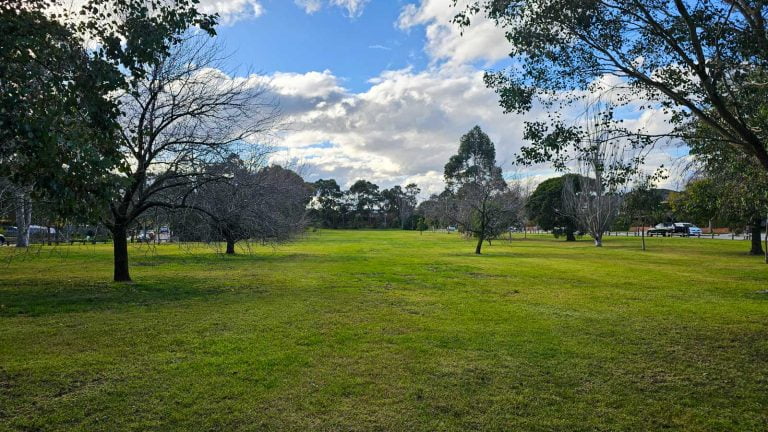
[475,233,484,254]
[566,229,576,242]
[750,216,764,255]
[112,223,131,282]
[225,237,236,255]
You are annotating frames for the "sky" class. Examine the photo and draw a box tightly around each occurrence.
[196,0,687,195]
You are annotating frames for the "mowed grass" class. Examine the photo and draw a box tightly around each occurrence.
[1,231,767,431]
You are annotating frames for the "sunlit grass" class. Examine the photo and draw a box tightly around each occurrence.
[1,231,766,431]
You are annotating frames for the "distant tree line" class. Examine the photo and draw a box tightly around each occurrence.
[309,179,421,230]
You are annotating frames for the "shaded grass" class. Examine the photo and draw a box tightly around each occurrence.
[1,231,767,431]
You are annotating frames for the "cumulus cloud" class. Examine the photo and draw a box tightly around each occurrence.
[294,0,370,17]
[256,65,552,193]
[209,1,680,194]
[255,64,680,193]
[398,0,509,66]
[197,0,264,25]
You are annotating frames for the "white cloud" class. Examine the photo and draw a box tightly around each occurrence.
[331,0,369,17]
[194,0,681,194]
[258,65,550,192]
[398,0,509,65]
[197,0,264,25]
[294,0,323,14]
[251,64,679,193]
[295,0,370,17]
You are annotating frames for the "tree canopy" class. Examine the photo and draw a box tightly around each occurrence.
[526,175,582,241]
[456,0,768,173]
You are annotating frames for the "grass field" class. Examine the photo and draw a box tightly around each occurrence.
[1,230,767,431]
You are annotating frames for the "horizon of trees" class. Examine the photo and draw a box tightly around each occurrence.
[2,0,768,280]
[309,179,422,230]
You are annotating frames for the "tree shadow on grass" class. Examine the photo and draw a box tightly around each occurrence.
[0,252,315,318]
[0,276,248,318]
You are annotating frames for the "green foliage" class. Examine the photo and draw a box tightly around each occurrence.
[311,179,346,228]
[526,174,581,239]
[685,114,768,227]
[457,0,768,172]
[310,179,421,229]
[0,0,218,219]
[444,125,502,187]
[616,181,672,229]
[443,126,518,253]
[2,231,768,429]
[668,179,720,227]
[0,1,124,219]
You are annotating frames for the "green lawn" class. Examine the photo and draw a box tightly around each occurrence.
[1,231,767,431]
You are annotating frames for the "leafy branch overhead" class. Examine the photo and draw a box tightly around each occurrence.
[456,0,768,173]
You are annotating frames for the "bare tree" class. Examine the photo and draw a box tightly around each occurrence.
[13,186,32,247]
[181,158,312,254]
[0,181,33,247]
[106,35,280,281]
[448,180,524,253]
[416,191,452,230]
[561,107,634,247]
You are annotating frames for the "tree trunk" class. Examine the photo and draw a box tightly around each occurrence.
[14,187,31,247]
[594,233,603,247]
[751,216,765,255]
[112,223,131,282]
[225,237,236,255]
[566,229,576,242]
[475,233,484,254]
[765,211,768,264]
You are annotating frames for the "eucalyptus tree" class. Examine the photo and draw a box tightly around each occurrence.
[456,0,768,173]
[381,183,421,229]
[444,126,522,254]
[349,179,382,227]
[311,179,345,228]
[107,35,280,281]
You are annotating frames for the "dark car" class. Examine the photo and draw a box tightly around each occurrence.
[647,223,674,237]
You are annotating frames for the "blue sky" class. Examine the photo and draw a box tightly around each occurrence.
[196,0,682,194]
[216,1,430,92]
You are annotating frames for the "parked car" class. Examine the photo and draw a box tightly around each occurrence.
[647,223,674,237]
[157,226,171,243]
[647,222,702,237]
[137,230,155,242]
[674,222,702,236]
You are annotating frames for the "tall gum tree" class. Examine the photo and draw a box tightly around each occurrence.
[444,126,522,254]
